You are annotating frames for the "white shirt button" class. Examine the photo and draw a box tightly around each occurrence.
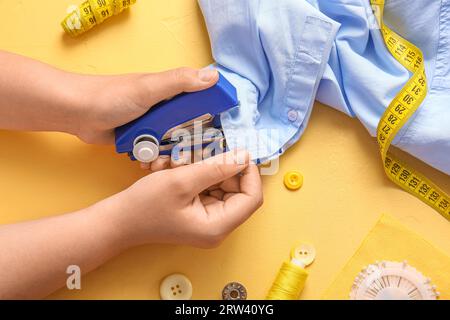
[287,110,299,122]
[160,274,193,300]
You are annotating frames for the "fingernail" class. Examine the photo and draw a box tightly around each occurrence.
[234,149,249,166]
[199,67,217,82]
[176,158,188,166]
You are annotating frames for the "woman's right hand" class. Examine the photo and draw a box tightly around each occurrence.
[107,150,263,248]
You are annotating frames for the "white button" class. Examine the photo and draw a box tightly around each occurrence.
[290,243,316,267]
[160,274,193,300]
[287,110,298,122]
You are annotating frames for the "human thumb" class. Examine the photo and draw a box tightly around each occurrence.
[139,67,219,107]
[174,150,250,195]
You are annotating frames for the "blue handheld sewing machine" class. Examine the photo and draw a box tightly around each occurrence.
[115,72,238,163]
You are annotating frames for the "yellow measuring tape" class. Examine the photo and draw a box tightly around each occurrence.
[371,0,449,221]
[61,0,136,37]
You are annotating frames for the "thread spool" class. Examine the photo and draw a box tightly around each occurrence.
[267,243,315,300]
[61,0,137,37]
[266,259,308,300]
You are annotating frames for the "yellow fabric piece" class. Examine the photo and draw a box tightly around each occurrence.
[323,215,450,299]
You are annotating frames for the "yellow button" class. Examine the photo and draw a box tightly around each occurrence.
[160,274,193,300]
[284,171,303,190]
[290,243,316,267]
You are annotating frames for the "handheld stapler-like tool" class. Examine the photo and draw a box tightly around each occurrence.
[115,72,239,163]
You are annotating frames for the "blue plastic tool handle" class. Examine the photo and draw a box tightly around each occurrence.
[115,72,239,159]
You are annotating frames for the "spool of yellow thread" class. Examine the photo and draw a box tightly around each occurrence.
[61,0,137,37]
[266,243,315,300]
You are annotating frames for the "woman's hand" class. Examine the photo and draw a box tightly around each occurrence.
[0,51,218,145]
[0,149,262,299]
[76,67,219,145]
[106,150,263,248]
[0,51,262,299]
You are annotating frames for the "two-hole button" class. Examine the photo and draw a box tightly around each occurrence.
[290,243,316,267]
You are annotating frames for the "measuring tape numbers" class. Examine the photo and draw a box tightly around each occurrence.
[62,0,136,37]
[371,0,449,221]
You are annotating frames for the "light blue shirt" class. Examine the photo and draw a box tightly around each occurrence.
[199,0,450,174]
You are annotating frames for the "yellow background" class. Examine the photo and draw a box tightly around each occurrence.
[0,0,449,300]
